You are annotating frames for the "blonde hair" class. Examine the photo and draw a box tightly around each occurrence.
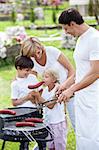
[20,37,44,57]
[43,68,60,83]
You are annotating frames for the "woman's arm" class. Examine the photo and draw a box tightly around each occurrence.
[58,53,75,78]
[57,53,75,92]
[30,70,38,76]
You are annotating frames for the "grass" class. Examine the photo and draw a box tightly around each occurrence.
[0,47,76,150]
[0,20,76,150]
[0,1,76,148]
[0,45,76,150]
[0,2,98,148]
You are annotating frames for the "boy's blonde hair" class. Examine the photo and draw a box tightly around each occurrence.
[20,37,44,57]
[43,68,60,83]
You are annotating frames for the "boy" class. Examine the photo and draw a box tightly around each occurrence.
[11,55,39,107]
[11,55,46,150]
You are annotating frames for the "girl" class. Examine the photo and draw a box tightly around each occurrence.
[32,68,67,150]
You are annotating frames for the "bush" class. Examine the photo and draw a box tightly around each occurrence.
[30,8,35,23]
[0,44,20,67]
[11,9,17,23]
[52,9,57,24]
[88,0,94,16]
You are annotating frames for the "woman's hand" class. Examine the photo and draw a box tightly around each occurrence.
[55,83,66,98]
[30,70,38,76]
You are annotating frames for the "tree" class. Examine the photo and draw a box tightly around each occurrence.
[88,0,94,16]
[88,0,99,25]
[94,0,99,25]
[30,8,35,23]
[11,8,17,24]
[52,9,57,24]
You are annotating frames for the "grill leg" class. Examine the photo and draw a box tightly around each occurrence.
[19,141,29,150]
[37,141,46,150]
[1,140,6,150]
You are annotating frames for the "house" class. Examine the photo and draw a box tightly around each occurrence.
[69,0,90,16]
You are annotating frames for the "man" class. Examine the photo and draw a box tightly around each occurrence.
[58,8,99,150]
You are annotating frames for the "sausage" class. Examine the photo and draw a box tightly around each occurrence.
[28,81,44,89]
[25,118,43,123]
[0,109,16,115]
[16,121,36,127]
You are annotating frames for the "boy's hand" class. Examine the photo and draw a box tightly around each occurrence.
[28,91,41,104]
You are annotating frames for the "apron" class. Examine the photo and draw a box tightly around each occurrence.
[75,89,99,150]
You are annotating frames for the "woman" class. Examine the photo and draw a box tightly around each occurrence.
[20,36,75,129]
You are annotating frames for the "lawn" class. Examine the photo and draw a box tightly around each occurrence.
[0,1,76,148]
[0,0,99,148]
[0,43,76,150]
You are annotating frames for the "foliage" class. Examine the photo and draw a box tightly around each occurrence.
[88,0,94,16]
[0,1,92,149]
[52,8,57,24]
[0,58,13,67]
[88,0,99,24]
[30,8,35,23]
[0,36,75,149]
[0,46,75,149]
[11,9,17,24]
[94,0,99,24]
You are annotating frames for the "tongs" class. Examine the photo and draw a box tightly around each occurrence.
[37,97,58,109]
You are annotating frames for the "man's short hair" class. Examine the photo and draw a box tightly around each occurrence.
[15,55,34,69]
[58,8,84,25]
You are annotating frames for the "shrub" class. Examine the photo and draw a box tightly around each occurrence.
[11,9,17,23]
[30,8,35,23]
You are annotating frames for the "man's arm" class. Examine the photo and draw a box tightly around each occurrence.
[58,60,99,102]
[57,73,75,92]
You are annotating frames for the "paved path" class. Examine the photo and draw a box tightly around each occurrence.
[38,36,62,41]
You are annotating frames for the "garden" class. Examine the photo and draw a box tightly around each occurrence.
[0,0,99,149]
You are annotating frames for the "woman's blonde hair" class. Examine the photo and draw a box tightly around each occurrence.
[43,68,60,83]
[20,37,43,57]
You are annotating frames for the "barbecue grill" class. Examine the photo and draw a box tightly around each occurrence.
[0,107,53,150]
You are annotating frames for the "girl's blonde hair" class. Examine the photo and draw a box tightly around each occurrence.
[20,37,44,57]
[43,68,60,83]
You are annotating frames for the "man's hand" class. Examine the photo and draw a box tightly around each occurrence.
[58,88,74,103]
